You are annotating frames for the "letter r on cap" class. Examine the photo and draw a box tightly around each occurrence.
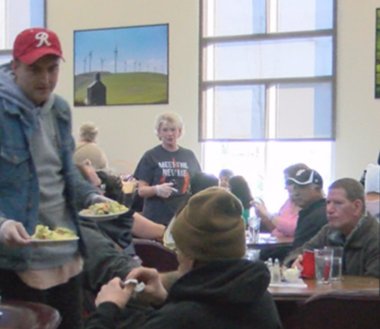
[35,32,51,47]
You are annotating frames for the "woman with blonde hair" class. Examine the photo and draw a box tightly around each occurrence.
[73,122,108,170]
[134,112,201,225]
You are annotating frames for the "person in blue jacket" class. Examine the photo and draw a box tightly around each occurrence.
[0,27,108,329]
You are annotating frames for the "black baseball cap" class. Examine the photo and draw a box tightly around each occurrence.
[286,169,323,187]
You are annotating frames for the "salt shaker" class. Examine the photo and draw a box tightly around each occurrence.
[267,258,273,282]
[272,258,281,284]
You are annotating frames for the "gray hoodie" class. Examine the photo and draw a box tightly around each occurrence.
[0,63,36,110]
[0,63,80,270]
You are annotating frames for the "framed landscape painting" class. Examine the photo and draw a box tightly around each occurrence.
[74,24,169,106]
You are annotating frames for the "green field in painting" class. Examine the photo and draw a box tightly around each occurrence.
[74,72,168,105]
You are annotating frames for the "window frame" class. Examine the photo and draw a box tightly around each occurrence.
[0,0,46,59]
[199,0,338,142]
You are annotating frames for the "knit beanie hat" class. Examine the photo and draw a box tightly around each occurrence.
[171,187,246,261]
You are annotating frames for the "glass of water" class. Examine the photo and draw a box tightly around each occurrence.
[324,246,343,281]
[314,248,333,284]
[245,247,260,261]
[248,216,261,243]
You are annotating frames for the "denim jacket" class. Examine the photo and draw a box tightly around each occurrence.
[0,95,98,271]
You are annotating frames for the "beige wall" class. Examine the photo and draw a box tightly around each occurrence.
[48,0,380,179]
[47,0,201,173]
[335,0,380,179]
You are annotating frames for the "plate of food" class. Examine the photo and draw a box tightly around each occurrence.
[30,225,79,246]
[163,216,176,250]
[79,202,129,221]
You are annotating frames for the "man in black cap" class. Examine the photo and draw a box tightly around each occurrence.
[287,168,328,249]
[260,168,328,263]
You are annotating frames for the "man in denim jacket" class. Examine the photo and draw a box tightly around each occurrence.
[0,28,105,329]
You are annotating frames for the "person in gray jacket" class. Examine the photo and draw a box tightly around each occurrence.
[284,178,379,278]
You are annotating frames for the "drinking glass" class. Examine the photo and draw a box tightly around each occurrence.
[314,248,333,284]
[324,246,343,281]
[244,247,260,261]
[248,216,261,243]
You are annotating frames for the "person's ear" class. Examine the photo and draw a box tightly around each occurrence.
[83,159,92,166]
[178,128,183,138]
[11,59,19,72]
[352,199,364,216]
[314,185,322,193]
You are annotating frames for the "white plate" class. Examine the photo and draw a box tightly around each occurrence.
[258,233,278,243]
[269,278,307,288]
[78,209,128,221]
[163,216,176,249]
[29,237,79,246]
[259,237,278,243]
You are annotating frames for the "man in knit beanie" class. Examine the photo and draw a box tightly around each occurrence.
[171,186,246,262]
[87,187,281,329]
[163,171,219,249]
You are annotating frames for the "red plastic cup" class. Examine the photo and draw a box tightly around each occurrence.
[301,250,315,279]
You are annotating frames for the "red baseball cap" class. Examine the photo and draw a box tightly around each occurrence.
[13,28,64,65]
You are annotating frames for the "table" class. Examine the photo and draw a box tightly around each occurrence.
[0,300,61,329]
[269,276,379,329]
[269,275,379,301]
[246,233,294,250]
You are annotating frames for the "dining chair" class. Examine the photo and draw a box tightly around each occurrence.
[133,238,179,272]
[0,300,61,329]
[301,289,380,329]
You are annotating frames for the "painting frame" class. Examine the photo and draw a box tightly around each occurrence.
[73,23,169,106]
[375,9,380,98]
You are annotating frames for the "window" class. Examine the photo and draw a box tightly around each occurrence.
[200,0,336,211]
[0,0,45,63]
[203,141,333,211]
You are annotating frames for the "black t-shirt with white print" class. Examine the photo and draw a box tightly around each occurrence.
[134,145,201,225]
